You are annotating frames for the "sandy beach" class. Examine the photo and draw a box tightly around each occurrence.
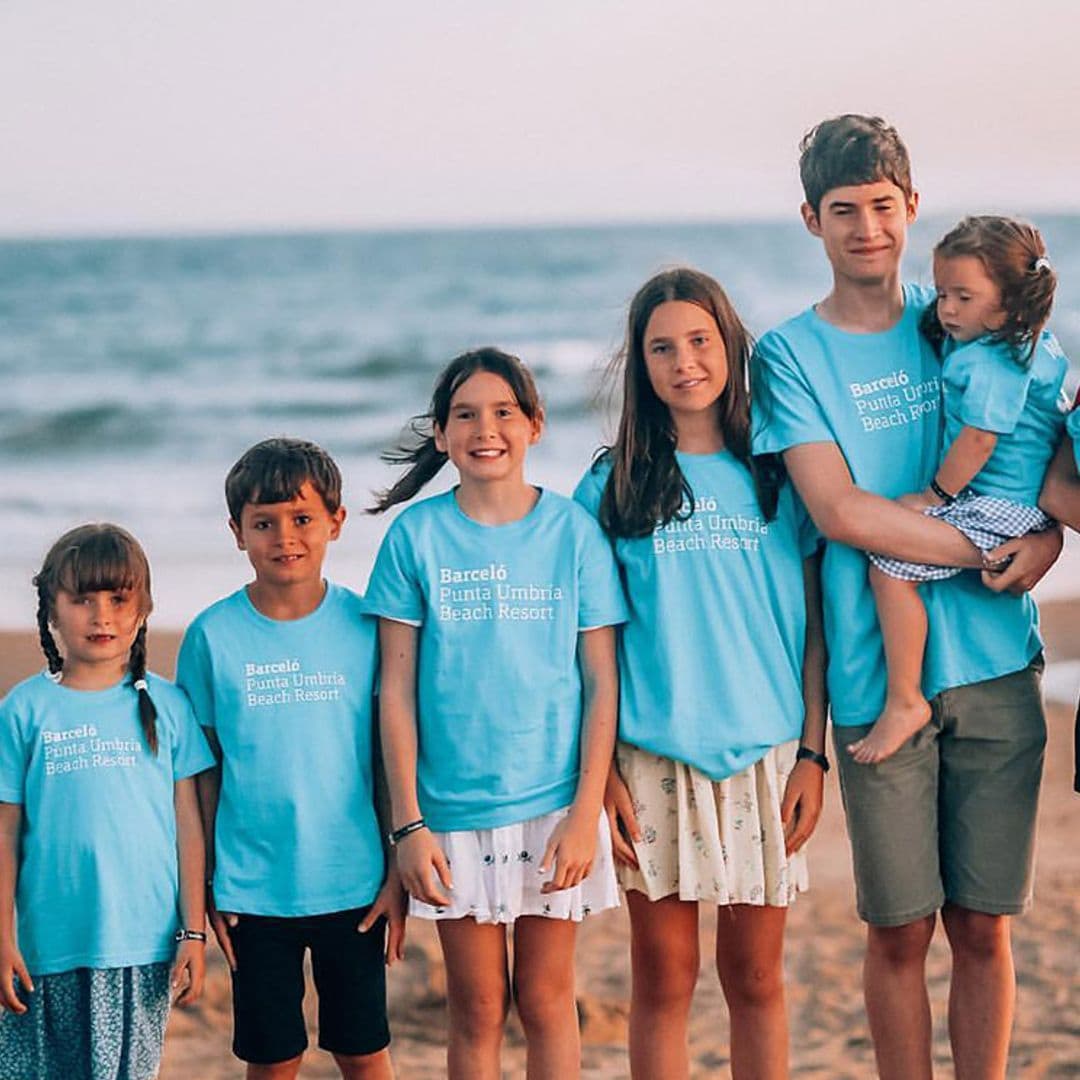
[1,604,1077,1078]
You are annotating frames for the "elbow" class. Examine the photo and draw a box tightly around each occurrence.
[813,502,860,547]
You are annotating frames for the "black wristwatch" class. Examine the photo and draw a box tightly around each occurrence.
[174,928,208,943]
[796,746,830,773]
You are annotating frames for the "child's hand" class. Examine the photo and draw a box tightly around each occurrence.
[396,828,453,908]
[0,940,32,1014]
[206,890,239,971]
[171,939,206,1006]
[604,760,641,869]
[780,759,824,856]
[539,809,597,893]
[358,862,408,966]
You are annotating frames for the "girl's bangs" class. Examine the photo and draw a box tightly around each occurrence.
[53,533,148,597]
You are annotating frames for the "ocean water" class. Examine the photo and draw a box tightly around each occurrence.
[3,217,1080,629]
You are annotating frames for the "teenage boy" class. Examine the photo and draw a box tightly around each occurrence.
[752,115,1061,1080]
[177,438,402,1080]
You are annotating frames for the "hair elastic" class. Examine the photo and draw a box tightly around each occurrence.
[133,678,149,692]
[1031,256,1052,273]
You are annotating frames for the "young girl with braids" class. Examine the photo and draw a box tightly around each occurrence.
[365,347,627,1079]
[0,524,214,1080]
[852,216,1071,763]
[574,268,827,1080]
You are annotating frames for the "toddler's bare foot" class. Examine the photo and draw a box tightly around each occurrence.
[847,697,932,764]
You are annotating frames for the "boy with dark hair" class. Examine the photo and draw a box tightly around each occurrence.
[752,114,1061,1079]
[178,437,402,1080]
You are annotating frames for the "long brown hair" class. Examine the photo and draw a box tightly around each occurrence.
[921,215,1057,364]
[598,267,782,538]
[369,347,542,513]
[34,523,159,754]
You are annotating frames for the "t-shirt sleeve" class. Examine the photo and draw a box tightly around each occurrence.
[169,691,217,780]
[751,332,836,454]
[0,698,27,804]
[363,518,425,626]
[575,514,628,630]
[175,623,217,730]
[572,464,605,520]
[792,489,822,558]
[1067,396,1080,474]
[955,341,1032,434]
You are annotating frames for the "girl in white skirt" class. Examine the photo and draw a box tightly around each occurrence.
[365,348,627,1079]
[575,268,828,1080]
[856,216,1068,763]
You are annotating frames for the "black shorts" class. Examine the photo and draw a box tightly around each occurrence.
[229,906,389,1065]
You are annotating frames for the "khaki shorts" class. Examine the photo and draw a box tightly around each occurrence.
[833,660,1046,927]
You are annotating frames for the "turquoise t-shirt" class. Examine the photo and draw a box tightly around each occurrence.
[751,283,1042,726]
[941,331,1069,504]
[176,583,385,917]
[362,488,628,832]
[0,672,214,977]
[574,452,817,780]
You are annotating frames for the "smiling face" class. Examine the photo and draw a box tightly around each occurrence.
[642,300,729,428]
[52,587,145,682]
[230,481,345,590]
[802,179,918,286]
[433,370,543,488]
[933,253,1006,343]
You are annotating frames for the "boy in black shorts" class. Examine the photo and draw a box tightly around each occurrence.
[178,438,403,1078]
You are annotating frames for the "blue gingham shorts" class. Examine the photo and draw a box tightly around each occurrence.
[869,493,1054,582]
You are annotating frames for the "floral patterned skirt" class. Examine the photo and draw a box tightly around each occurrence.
[0,962,171,1080]
[616,739,809,906]
[409,804,620,923]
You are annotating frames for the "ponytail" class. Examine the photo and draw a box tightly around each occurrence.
[127,624,159,756]
[369,421,450,514]
[35,580,64,677]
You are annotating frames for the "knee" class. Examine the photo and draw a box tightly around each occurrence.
[943,908,1010,962]
[514,972,575,1031]
[334,1049,392,1080]
[449,984,509,1040]
[867,916,935,968]
[632,943,699,1012]
[720,960,784,1010]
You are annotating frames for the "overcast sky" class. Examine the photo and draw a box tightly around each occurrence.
[3,0,1079,236]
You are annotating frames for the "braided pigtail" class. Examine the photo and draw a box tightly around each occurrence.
[127,623,159,755]
[34,579,64,677]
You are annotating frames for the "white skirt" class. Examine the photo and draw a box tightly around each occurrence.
[616,738,809,906]
[410,805,620,923]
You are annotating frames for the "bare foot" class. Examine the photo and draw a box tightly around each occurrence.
[847,697,932,764]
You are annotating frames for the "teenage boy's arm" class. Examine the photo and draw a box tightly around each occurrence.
[786,442,991,565]
[540,625,618,893]
[0,802,31,1012]
[1039,435,1080,531]
[172,776,206,1005]
[378,618,453,907]
[195,736,237,971]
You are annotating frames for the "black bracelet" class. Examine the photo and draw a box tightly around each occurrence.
[796,746,830,773]
[929,478,957,505]
[174,928,208,943]
[388,818,427,846]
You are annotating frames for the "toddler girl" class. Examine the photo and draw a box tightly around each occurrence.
[854,216,1070,763]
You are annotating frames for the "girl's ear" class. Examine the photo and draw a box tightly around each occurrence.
[433,424,448,454]
[529,407,546,445]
